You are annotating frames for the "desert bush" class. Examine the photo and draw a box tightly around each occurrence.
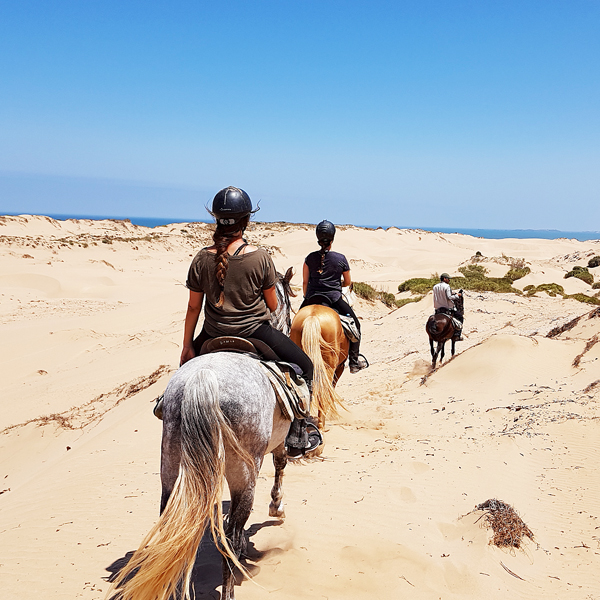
[353,282,377,301]
[398,277,438,294]
[525,283,565,297]
[588,256,600,268]
[505,266,531,282]
[565,293,600,305]
[395,296,424,308]
[458,264,488,279]
[593,282,600,290]
[355,282,422,308]
[378,291,399,308]
[564,266,594,285]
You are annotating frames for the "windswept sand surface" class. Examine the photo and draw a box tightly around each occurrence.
[1,214,600,599]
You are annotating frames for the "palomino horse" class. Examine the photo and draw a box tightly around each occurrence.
[109,272,294,600]
[425,290,464,369]
[290,304,348,428]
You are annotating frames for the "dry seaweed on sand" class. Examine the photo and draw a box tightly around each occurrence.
[476,499,534,548]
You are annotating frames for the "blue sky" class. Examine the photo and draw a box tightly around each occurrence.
[1,1,599,229]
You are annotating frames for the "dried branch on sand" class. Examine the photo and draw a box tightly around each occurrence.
[476,499,534,548]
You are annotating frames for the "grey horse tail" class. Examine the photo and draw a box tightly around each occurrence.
[108,369,249,600]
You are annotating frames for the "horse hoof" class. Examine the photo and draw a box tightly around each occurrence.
[269,502,285,518]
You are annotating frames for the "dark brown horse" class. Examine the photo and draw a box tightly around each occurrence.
[426,291,464,368]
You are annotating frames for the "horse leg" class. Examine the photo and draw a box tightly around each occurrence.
[429,338,435,361]
[268,442,286,518]
[222,459,261,600]
[440,340,446,363]
[432,341,441,369]
[451,338,456,356]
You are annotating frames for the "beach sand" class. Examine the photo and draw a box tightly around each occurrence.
[1,214,599,599]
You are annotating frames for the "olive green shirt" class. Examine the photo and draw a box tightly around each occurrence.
[186,248,278,337]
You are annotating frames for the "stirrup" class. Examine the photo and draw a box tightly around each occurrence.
[349,354,369,374]
[287,422,323,457]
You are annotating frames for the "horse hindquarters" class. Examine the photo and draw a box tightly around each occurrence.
[110,369,247,600]
[300,315,343,422]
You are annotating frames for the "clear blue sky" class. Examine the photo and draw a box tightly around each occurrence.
[1,1,599,229]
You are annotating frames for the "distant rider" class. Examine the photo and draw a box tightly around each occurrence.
[301,220,368,373]
[181,186,320,457]
[432,273,463,341]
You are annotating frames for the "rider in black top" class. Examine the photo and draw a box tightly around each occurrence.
[301,220,368,373]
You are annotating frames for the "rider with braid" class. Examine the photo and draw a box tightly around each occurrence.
[181,187,320,457]
[301,220,368,373]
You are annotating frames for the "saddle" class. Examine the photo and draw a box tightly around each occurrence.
[305,295,360,343]
[153,336,310,421]
[432,309,463,331]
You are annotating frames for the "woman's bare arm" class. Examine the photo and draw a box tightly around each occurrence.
[180,290,203,365]
[342,270,351,287]
[263,286,278,312]
[302,262,310,296]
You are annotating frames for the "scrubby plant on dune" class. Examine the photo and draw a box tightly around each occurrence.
[523,283,565,297]
[588,256,600,268]
[397,268,600,306]
[354,282,423,309]
[593,282,600,290]
[564,266,594,285]
[398,265,524,295]
[524,283,600,305]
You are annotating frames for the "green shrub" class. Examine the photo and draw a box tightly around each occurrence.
[355,282,423,308]
[525,283,565,297]
[353,282,377,302]
[564,266,594,285]
[505,266,531,282]
[395,295,424,308]
[458,264,488,279]
[398,277,438,294]
[593,282,600,290]
[588,256,600,268]
[565,293,600,305]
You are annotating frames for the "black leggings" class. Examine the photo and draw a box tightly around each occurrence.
[300,295,361,362]
[193,323,314,383]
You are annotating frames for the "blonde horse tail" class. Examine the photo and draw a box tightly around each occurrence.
[301,316,343,419]
[108,369,248,600]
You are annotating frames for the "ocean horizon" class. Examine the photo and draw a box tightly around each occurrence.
[3,212,600,242]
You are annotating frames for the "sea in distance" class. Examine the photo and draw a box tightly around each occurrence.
[6,212,600,242]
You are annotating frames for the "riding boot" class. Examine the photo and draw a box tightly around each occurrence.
[285,381,323,457]
[348,341,369,374]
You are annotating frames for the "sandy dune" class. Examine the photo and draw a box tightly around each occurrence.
[1,214,599,599]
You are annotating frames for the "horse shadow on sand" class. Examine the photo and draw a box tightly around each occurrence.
[104,500,286,599]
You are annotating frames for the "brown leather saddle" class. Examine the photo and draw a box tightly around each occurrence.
[199,336,280,362]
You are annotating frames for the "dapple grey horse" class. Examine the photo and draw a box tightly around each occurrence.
[110,269,295,600]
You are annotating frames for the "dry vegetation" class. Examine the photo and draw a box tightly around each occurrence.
[475,499,534,549]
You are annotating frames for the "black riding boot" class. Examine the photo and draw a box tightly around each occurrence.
[285,381,323,457]
[348,341,369,374]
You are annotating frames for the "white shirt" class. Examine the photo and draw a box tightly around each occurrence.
[433,281,458,310]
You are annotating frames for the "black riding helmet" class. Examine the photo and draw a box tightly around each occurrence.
[316,220,336,247]
[209,187,258,225]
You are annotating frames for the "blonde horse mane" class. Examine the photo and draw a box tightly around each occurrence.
[300,315,344,419]
[108,369,251,600]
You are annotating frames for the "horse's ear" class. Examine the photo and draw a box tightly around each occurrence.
[284,266,294,283]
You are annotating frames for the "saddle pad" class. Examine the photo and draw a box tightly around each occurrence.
[259,361,311,421]
[338,314,360,343]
